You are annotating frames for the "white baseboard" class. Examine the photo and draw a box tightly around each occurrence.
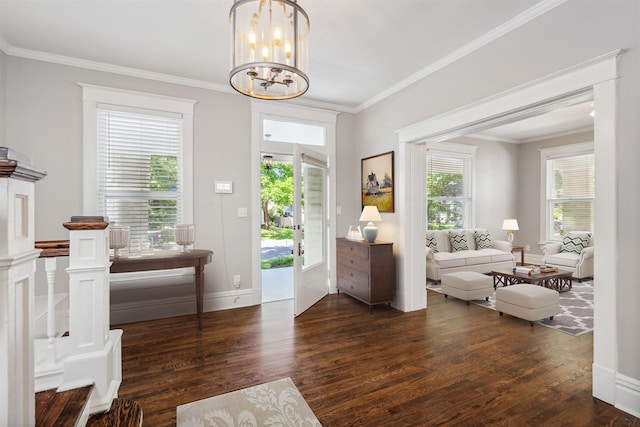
[110,288,255,325]
[593,362,616,404]
[615,373,640,418]
[593,363,640,418]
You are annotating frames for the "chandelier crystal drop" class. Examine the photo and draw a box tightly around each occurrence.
[229,0,310,100]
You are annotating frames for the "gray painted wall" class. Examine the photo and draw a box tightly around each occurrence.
[0,49,5,147]
[352,0,640,386]
[5,57,257,308]
[5,55,356,317]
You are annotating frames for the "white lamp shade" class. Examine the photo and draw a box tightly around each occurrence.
[502,219,519,231]
[360,206,382,222]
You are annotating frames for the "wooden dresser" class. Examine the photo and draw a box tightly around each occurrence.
[336,237,395,307]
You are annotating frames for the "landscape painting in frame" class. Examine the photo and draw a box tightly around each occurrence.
[361,151,394,212]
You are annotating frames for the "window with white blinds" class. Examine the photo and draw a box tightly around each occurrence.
[82,84,195,251]
[546,150,595,240]
[426,147,473,230]
[97,107,183,247]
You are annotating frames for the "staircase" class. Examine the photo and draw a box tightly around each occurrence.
[2,148,139,426]
[36,385,143,427]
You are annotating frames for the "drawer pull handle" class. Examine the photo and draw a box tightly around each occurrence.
[350,260,353,264]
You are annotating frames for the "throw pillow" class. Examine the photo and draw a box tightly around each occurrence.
[449,230,469,252]
[561,232,591,254]
[426,232,439,252]
[474,230,493,249]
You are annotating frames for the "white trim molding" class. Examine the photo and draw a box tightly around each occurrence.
[79,83,197,223]
[396,50,626,414]
[615,373,640,418]
[397,50,621,143]
[358,0,569,113]
[538,141,594,243]
[250,100,339,307]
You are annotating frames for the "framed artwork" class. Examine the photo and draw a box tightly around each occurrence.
[361,151,394,213]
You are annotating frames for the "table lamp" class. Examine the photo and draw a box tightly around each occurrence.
[502,219,519,243]
[360,206,382,243]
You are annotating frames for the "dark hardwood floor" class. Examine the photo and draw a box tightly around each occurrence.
[115,290,639,426]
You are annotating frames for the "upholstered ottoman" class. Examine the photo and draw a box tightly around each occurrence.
[441,271,493,305]
[496,284,560,326]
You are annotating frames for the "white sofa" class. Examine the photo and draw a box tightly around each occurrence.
[426,229,515,282]
[541,232,594,281]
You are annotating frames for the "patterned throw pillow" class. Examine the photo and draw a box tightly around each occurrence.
[449,230,469,252]
[474,230,493,249]
[426,232,439,253]
[561,232,591,254]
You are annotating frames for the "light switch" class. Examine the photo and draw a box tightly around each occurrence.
[237,207,248,217]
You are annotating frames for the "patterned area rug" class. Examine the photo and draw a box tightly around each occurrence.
[176,377,322,427]
[427,279,594,336]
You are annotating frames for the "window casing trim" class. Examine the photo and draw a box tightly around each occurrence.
[539,141,595,243]
[80,83,196,224]
[426,142,477,230]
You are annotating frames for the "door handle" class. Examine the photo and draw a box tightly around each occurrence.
[298,242,304,256]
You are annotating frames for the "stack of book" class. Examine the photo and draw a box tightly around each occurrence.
[514,265,540,276]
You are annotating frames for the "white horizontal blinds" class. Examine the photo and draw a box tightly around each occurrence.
[426,150,470,230]
[548,152,594,237]
[97,106,183,246]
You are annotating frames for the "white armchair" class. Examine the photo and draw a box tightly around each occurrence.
[541,232,594,281]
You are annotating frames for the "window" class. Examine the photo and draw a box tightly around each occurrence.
[82,84,195,248]
[263,118,325,146]
[426,143,476,230]
[97,107,182,247]
[542,142,594,241]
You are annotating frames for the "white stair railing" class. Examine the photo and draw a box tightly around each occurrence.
[45,257,57,365]
[34,219,122,415]
[34,241,70,392]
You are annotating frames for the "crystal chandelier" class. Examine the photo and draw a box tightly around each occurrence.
[229,0,310,100]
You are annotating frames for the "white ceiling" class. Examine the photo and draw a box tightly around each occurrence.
[0,0,589,139]
[469,101,594,143]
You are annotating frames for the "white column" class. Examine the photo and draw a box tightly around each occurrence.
[0,148,46,427]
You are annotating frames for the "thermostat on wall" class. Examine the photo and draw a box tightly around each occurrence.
[215,181,233,194]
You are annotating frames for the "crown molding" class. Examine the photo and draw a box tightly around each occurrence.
[7,45,234,92]
[5,44,357,114]
[1,0,567,115]
[355,0,569,113]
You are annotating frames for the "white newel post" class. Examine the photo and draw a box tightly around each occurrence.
[61,216,123,414]
[0,148,46,427]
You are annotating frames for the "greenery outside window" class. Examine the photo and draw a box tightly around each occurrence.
[426,143,475,230]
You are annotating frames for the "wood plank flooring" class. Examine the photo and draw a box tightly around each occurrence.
[115,290,639,426]
[35,385,92,427]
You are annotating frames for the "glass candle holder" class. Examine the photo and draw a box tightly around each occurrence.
[175,224,195,252]
[109,225,129,257]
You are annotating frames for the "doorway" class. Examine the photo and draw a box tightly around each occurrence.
[397,51,619,405]
[250,101,338,316]
[260,153,294,303]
